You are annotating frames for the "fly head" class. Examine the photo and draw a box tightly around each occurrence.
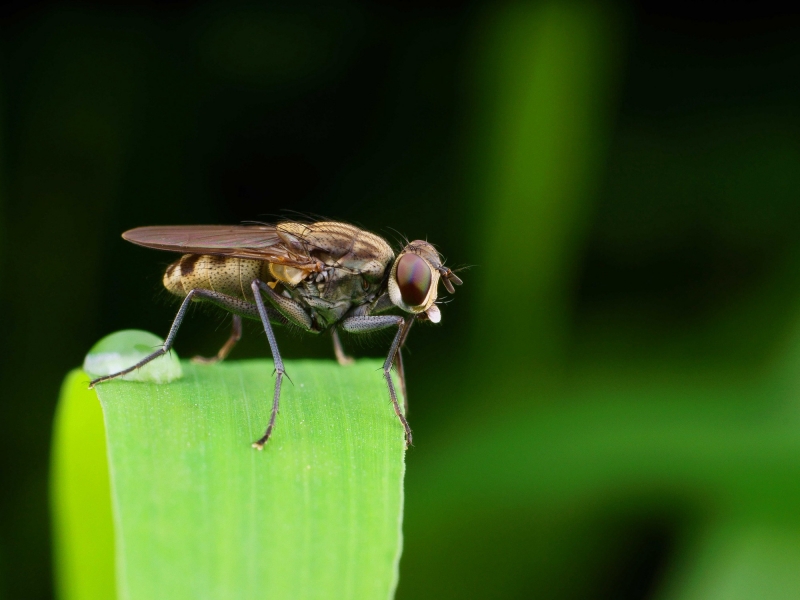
[387,240,462,323]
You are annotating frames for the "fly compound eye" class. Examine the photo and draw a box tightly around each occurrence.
[395,253,432,307]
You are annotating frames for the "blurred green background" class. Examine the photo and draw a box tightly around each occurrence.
[3,1,800,598]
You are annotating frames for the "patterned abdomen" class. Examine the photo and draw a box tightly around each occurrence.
[163,254,270,301]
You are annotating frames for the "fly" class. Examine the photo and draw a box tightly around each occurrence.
[89,220,463,449]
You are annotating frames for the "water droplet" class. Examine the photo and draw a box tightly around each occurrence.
[84,329,182,384]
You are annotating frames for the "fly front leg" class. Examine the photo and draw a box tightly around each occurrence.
[341,315,414,447]
[393,318,414,415]
[192,315,242,365]
[332,328,354,366]
[394,347,407,415]
[89,289,274,388]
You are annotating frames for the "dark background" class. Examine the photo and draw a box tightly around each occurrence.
[3,1,800,598]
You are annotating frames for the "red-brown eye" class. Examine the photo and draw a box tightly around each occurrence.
[396,253,431,307]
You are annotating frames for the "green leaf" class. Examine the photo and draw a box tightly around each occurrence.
[51,370,117,600]
[52,331,406,600]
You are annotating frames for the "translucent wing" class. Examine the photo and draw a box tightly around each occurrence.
[122,225,317,267]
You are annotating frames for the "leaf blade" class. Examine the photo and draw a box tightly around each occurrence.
[54,356,406,600]
[51,370,117,600]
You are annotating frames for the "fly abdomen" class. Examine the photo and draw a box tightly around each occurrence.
[163,254,270,301]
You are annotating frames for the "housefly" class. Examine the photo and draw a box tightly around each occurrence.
[89,221,462,449]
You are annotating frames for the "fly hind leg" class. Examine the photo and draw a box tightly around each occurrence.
[192,315,242,365]
[89,289,273,388]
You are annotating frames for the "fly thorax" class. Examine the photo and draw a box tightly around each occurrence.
[275,221,395,281]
